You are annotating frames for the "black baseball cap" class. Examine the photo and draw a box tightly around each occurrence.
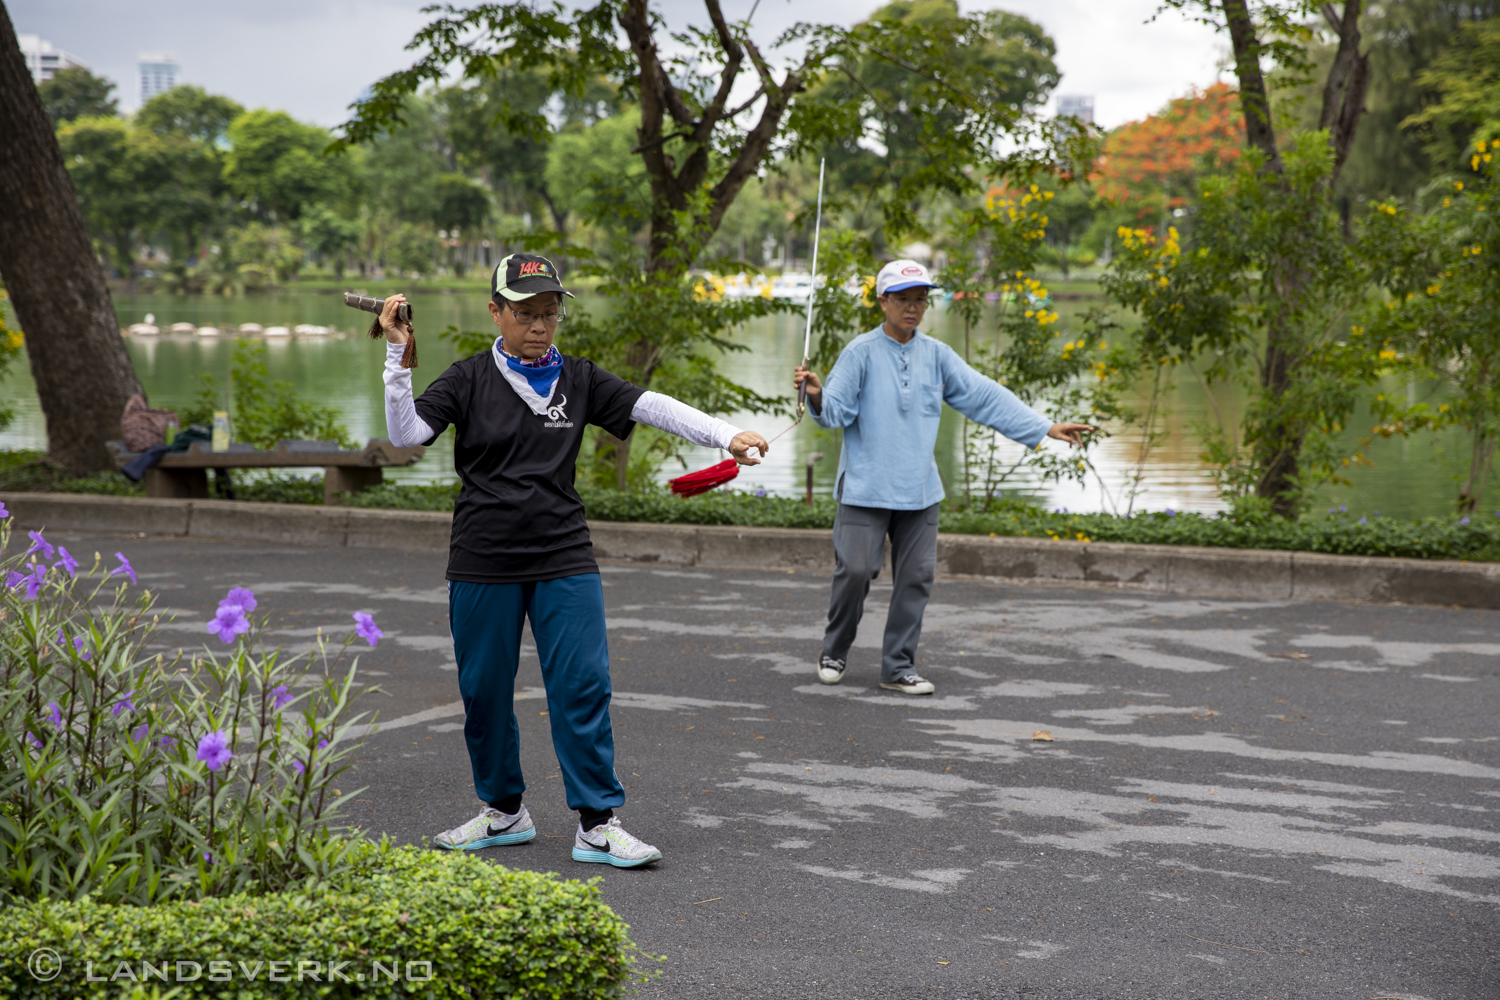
[492,253,573,301]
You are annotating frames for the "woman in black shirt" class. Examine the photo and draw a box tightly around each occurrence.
[381,253,768,866]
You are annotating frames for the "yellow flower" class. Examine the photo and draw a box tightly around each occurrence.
[1456,181,1465,191]
[1427,283,1441,295]
[1379,349,1397,360]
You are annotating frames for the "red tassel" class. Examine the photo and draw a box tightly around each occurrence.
[668,458,740,497]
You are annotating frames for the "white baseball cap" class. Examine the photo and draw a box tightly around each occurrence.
[875,259,938,296]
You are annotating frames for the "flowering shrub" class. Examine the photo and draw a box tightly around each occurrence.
[0,514,378,905]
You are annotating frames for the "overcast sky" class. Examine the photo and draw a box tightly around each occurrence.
[12,0,1226,130]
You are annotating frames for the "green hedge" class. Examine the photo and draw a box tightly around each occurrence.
[5,449,1498,562]
[0,844,651,999]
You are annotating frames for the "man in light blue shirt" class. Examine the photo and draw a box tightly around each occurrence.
[793,259,1091,695]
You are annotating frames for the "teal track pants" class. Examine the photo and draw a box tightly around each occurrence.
[448,574,624,814]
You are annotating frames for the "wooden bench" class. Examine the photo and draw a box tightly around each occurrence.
[108,439,427,505]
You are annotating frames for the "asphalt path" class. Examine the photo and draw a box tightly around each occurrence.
[54,529,1500,999]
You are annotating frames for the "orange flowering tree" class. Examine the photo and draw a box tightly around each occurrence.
[1094,82,1245,231]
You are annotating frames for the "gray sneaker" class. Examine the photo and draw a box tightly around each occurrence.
[817,654,846,685]
[434,804,536,850]
[879,674,935,696]
[572,817,662,868]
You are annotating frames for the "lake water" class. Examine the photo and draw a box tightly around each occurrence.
[0,286,1479,518]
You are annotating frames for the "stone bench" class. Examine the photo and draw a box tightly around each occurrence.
[107,439,427,505]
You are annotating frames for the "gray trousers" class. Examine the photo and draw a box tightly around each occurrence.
[822,502,940,682]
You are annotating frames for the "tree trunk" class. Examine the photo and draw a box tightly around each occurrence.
[1221,0,1282,172]
[1255,310,1303,517]
[0,2,141,474]
[1318,1,1369,186]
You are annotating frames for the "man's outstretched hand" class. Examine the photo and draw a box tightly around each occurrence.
[729,431,770,466]
[1047,422,1095,447]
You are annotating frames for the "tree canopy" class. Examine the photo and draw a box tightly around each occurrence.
[341,0,1083,272]
[37,66,116,125]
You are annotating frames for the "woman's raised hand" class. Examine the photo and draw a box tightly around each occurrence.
[729,430,770,466]
[379,293,413,344]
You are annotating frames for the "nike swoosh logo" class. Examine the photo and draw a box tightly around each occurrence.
[485,818,523,836]
[581,837,611,853]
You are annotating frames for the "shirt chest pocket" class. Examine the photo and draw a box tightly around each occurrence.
[920,382,944,416]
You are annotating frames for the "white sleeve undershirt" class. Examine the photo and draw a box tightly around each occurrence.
[382,341,744,452]
[384,342,436,448]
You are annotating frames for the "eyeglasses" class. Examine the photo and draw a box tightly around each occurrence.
[888,298,929,311]
[506,303,566,326]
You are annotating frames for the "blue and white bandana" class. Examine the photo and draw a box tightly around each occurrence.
[492,340,563,415]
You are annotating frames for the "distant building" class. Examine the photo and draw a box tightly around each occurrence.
[18,34,87,84]
[139,52,179,103]
[1056,95,1095,124]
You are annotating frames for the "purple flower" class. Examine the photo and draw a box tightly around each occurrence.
[112,689,135,717]
[1358,517,1367,525]
[270,685,293,710]
[206,604,249,643]
[196,730,233,771]
[25,530,54,559]
[22,564,46,600]
[1461,516,1471,525]
[111,552,136,584]
[5,570,23,591]
[53,547,79,579]
[1338,505,1347,513]
[44,702,62,731]
[221,587,257,612]
[1327,507,1336,514]
[292,738,330,776]
[0,501,9,518]
[352,611,383,647]
[73,636,92,661]
[131,723,150,742]
[24,732,42,749]
[204,851,213,865]
[1164,508,1177,517]
[156,735,175,751]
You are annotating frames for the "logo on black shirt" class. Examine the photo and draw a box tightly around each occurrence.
[545,395,573,428]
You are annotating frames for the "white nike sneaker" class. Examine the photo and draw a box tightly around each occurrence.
[817,654,846,685]
[572,817,662,868]
[434,804,536,850]
[879,674,936,696]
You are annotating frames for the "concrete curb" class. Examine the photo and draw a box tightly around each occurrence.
[5,491,1500,609]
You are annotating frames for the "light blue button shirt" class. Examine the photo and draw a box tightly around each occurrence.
[811,326,1053,510]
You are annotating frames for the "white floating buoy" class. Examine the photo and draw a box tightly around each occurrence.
[196,326,220,337]
[169,322,196,334]
[263,325,291,337]
[144,313,155,325]
[128,323,160,335]
[293,324,330,336]
[237,323,264,335]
